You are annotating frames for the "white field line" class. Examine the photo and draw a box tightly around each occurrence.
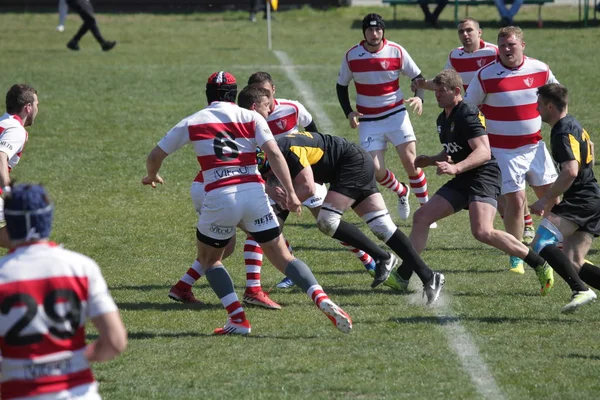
[274,49,503,399]
[408,291,506,400]
[273,50,335,133]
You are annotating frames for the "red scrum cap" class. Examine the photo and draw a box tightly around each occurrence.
[206,71,237,103]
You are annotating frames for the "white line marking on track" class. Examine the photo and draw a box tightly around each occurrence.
[273,50,335,133]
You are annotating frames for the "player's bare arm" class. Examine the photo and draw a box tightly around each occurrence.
[530,159,578,216]
[414,150,449,168]
[450,135,492,175]
[142,145,168,188]
[85,311,127,362]
[261,139,302,214]
[291,166,316,203]
[0,152,11,188]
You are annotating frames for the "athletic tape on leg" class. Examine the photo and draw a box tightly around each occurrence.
[362,210,396,242]
[316,203,343,237]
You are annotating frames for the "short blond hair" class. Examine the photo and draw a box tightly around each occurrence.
[498,26,524,42]
[433,69,463,92]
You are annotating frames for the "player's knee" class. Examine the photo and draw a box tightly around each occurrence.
[412,206,431,227]
[316,208,342,237]
[362,210,396,242]
[532,219,563,253]
[471,226,493,244]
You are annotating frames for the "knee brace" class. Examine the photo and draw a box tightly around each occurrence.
[532,219,564,253]
[362,210,396,242]
[316,204,343,237]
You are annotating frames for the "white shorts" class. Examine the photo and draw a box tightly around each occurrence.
[268,182,328,210]
[358,110,416,153]
[190,181,205,214]
[492,141,558,195]
[198,184,279,241]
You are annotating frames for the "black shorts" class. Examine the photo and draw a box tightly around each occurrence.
[436,163,501,213]
[329,143,379,207]
[552,195,600,237]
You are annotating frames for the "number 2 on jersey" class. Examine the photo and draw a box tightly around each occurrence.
[1,289,82,346]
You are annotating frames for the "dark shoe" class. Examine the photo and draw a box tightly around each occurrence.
[101,41,117,51]
[371,253,399,289]
[66,40,80,51]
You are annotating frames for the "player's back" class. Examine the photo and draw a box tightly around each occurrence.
[0,243,108,400]
[190,102,269,192]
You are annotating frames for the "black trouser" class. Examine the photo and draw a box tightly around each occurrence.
[67,0,105,44]
[418,0,449,22]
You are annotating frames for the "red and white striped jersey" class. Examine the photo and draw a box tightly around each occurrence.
[0,113,28,172]
[0,242,118,400]
[158,101,274,192]
[337,39,421,119]
[464,57,558,150]
[444,40,498,91]
[267,98,312,137]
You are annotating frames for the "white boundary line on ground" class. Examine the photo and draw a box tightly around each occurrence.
[433,297,505,400]
[273,50,335,133]
[274,48,505,400]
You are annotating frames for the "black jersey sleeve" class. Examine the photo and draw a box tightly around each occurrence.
[551,133,578,165]
[457,104,487,141]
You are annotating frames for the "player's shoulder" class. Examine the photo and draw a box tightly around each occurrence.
[552,115,582,136]
[524,56,550,70]
[275,98,303,109]
[456,101,482,118]
[384,39,405,54]
[482,41,499,51]
[0,114,26,133]
[345,43,363,58]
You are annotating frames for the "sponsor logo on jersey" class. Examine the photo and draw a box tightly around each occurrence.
[523,77,534,87]
[450,122,455,133]
[210,224,234,235]
[477,59,485,68]
[358,52,366,57]
[380,60,389,69]
[497,71,505,76]
[442,142,464,154]
[276,120,287,130]
[254,212,275,227]
[24,359,73,379]
[0,140,13,150]
[459,52,465,56]
[213,166,250,179]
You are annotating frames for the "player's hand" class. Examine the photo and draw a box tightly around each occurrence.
[435,161,458,176]
[285,192,302,217]
[414,155,432,168]
[406,97,423,116]
[411,78,426,92]
[529,199,546,216]
[348,111,363,129]
[142,174,164,188]
[273,186,287,204]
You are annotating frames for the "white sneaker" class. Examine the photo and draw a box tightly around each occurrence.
[561,289,597,313]
[430,222,438,229]
[318,299,352,334]
[57,25,65,32]
[397,184,410,220]
[423,272,445,305]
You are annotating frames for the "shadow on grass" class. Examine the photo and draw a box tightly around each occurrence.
[388,315,579,325]
[452,290,542,297]
[350,18,598,31]
[116,301,221,310]
[88,331,321,340]
[563,353,600,361]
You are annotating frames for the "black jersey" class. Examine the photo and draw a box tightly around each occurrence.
[436,101,497,175]
[275,131,352,184]
[550,115,600,200]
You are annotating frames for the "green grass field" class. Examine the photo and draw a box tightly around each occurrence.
[1,5,600,399]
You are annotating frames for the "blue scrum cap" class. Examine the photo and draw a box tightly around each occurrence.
[4,184,54,242]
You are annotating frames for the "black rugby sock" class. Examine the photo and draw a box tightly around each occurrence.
[332,220,390,261]
[539,245,588,292]
[386,229,433,284]
[579,261,600,291]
